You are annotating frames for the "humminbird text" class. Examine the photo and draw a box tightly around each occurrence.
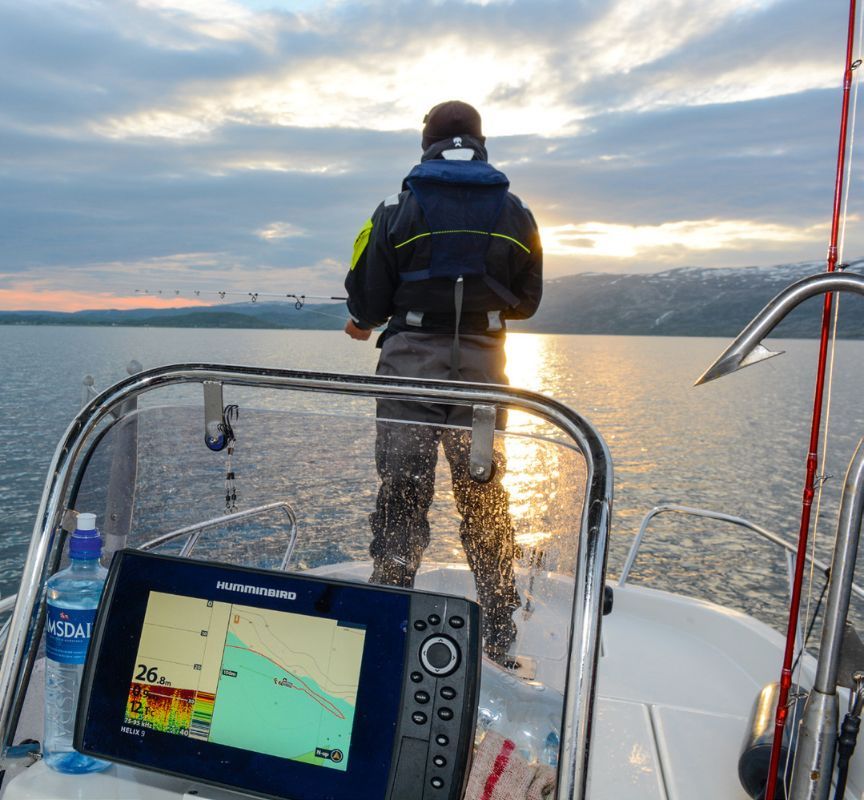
[215,581,296,599]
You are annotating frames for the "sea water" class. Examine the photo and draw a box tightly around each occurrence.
[4,326,864,633]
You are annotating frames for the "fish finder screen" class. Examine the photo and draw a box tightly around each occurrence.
[123,591,366,771]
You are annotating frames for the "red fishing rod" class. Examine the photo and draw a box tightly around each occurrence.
[764,1,860,798]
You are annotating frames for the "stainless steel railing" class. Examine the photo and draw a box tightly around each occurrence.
[139,501,298,569]
[619,503,864,603]
[0,364,613,800]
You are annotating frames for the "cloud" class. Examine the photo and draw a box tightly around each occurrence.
[93,40,577,140]
[256,222,307,240]
[77,0,816,144]
[0,0,859,309]
[0,246,349,310]
[0,288,207,313]
[541,218,827,259]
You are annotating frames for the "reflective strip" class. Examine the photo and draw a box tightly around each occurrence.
[399,308,502,331]
[384,193,400,207]
[490,233,531,253]
[351,219,373,270]
[394,232,432,249]
[441,148,474,161]
[394,230,531,254]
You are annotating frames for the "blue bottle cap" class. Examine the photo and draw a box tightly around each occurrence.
[69,513,102,558]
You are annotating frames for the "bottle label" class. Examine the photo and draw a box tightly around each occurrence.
[46,605,96,664]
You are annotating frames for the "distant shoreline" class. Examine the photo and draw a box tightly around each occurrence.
[4,260,864,339]
[2,318,863,340]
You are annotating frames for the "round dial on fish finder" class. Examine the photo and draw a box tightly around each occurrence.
[420,635,460,676]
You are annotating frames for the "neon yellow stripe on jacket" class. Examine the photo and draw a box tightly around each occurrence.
[351,219,373,270]
[394,230,531,254]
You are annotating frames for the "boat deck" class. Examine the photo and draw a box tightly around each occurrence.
[590,583,783,799]
[321,562,847,800]
[1,565,857,800]
[340,562,822,799]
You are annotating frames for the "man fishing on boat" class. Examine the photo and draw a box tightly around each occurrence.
[343,100,543,663]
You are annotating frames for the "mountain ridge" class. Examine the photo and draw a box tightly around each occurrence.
[3,260,863,338]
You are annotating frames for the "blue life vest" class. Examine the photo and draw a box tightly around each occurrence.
[402,159,518,306]
[400,158,519,378]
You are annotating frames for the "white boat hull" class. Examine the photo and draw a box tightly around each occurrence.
[1,565,834,800]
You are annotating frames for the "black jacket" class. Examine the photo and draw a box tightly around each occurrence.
[345,136,542,338]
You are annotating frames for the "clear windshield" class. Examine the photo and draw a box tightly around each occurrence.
[75,400,585,564]
[69,385,591,789]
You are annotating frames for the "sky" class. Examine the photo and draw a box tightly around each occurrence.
[1,0,862,311]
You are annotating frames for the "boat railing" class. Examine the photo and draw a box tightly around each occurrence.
[789,436,864,798]
[0,502,298,679]
[0,363,613,800]
[138,500,299,569]
[691,272,864,800]
[0,598,19,660]
[619,503,864,603]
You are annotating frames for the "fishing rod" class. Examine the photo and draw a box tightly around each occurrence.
[134,288,348,308]
[764,1,861,797]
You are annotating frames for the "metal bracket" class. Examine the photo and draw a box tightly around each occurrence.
[203,382,227,451]
[469,404,497,482]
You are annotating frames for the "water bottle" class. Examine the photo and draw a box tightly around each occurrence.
[475,658,562,763]
[43,513,110,773]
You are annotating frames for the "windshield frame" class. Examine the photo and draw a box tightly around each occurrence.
[0,363,613,800]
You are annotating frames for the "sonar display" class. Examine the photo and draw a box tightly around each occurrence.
[124,591,366,771]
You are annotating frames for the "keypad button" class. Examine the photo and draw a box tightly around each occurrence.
[431,777,444,789]
[433,755,447,767]
[437,707,454,721]
[420,636,460,676]
[426,643,451,668]
[414,620,428,631]
[436,734,449,746]
[448,615,465,629]
[414,690,430,704]
[412,711,427,725]
[440,686,457,700]
[410,671,423,683]
[428,613,441,625]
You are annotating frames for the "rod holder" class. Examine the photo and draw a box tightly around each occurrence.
[469,404,497,482]
[203,381,227,451]
[695,272,864,386]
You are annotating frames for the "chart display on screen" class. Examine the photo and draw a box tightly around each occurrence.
[124,591,365,770]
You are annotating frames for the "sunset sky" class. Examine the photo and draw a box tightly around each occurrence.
[1,0,861,311]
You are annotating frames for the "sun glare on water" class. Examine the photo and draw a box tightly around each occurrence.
[499,334,583,555]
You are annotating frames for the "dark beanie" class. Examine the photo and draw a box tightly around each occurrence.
[421,100,485,150]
